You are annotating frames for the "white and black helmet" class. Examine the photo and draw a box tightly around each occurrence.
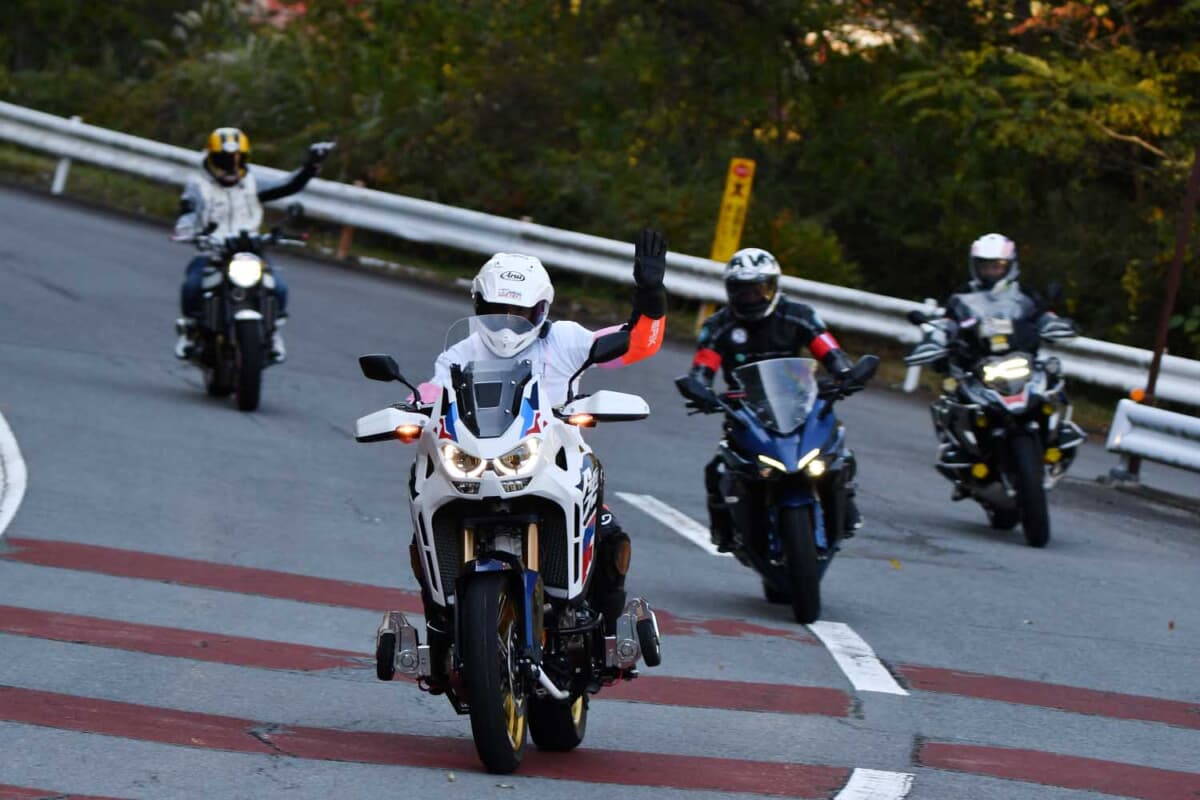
[968,233,1019,291]
[724,247,782,320]
[471,253,554,357]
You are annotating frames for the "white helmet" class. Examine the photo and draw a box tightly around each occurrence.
[968,233,1019,291]
[471,253,554,357]
[724,247,782,320]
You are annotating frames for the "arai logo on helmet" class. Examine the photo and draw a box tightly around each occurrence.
[500,271,526,281]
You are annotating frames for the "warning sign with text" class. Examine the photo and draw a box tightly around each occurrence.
[710,158,756,262]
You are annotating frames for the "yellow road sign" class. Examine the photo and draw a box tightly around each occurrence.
[710,158,756,262]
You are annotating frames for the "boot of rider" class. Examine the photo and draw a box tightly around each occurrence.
[592,530,631,635]
[409,536,449,694]
[270,316,287,364]
[707,496,734,552]
[174,318,196,360]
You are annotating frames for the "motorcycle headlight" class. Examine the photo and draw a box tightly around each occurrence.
[440,443,486,479]
[982,356,1032,389]
[492,438,541,477]
[228,255,264,288]
[757,454,788,474]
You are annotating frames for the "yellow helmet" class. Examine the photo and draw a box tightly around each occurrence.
[204,127,250,185]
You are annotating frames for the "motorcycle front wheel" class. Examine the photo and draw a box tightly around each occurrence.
[1010,434,1050,547]
[461,572,528,773]
[529,694,587,752]
[234,320,263,412]
[780,506,821,624]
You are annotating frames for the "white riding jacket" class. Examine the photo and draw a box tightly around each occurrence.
[173,171,264,241]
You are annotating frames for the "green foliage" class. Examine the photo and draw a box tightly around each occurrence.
[3,0,1198,356]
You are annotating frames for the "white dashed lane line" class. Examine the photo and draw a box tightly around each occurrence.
[834,768,915,800]
[808,620,909,696]
[0,409,27,539]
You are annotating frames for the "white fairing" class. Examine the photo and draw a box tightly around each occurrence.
[355,407,428,442]
[560,390,649,421]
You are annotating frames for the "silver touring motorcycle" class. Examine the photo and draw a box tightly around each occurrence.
[354,317,662,774]
[905,287,1085,546]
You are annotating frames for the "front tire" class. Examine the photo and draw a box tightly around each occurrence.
[763,579,790,604]
[234,320,263,412]
[529,695,587,752]
[1011,434,1050,547]
[460,572,527,774]
[780,507,821,624]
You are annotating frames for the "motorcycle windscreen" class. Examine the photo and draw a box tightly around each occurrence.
[443,315,537,438]
[731,357,819,434]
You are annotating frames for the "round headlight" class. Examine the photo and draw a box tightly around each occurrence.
[440,443,485,478]
[493,438,541,477]
[228,255,264,288]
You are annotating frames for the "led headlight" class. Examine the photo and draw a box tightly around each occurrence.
[228,255,264,288]
[981,356,1032,387]
[757,454,787,474]
[440,442,485,478]
[493,438,541,477]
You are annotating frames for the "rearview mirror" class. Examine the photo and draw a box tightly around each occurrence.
[359,354,404,382]
[907,309,930,326]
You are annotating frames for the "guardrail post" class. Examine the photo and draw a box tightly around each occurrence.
[335,180,365,259]
[902,298,940,393]
[50,115,82,195]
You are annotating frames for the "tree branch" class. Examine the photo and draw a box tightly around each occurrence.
[1090,119,1168,159]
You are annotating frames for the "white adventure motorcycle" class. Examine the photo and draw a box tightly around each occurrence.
[355,316,662,774]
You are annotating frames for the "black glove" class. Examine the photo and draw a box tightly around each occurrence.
[305,141,336,170]
[633,228,667,290]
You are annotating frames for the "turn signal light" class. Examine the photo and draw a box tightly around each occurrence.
[1130,388,1146,403]
[1044,447,1062,464]
[395,424,422,443]
[971,463,989,479]
[974,415,989,429]
[568,414,596,427]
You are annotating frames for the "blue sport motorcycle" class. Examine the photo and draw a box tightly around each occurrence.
[676,355,877,623]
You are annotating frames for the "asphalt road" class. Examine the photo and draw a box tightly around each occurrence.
[0,187,1197,800]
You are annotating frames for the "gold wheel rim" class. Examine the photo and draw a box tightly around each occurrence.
[570,696,584,727]
[497,591,525,749]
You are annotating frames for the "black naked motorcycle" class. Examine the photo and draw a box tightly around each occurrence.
[177,225,302,411]
[905,287,1085,546]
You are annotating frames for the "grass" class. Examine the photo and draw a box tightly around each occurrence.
[0,142,1127,434]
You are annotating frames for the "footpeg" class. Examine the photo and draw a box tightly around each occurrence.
[605,597,661,670]
[375,611,430,681]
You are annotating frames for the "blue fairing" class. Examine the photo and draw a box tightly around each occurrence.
[728,398,841,551]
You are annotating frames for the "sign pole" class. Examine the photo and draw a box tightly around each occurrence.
[697,158,756,331]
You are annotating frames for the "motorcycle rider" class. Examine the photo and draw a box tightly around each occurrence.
[413,228,668,690]
[172,127,334,362]
[926,233,1071,370]
[686,247,863,551]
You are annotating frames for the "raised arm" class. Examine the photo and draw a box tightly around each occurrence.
[255,141,335,202]
[597,227,668,367]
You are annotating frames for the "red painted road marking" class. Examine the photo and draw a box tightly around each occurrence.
[0,605,363,672]
[0,686,849,797]
[0,787,126,800]
[919,742,1200,800]
[0,538,815,642]
[607,675,849,716]
[899,665,1200,731]
[0,604,849,717]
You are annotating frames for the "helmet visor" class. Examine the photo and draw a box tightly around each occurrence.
[208,151,244,182]
[726,276,778,318]
[474,298,548,325]
[972,257,1012,285]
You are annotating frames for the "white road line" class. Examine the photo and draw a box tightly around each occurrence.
[834,768,914,800]
[0,409,28,539]
[614,492,732,557]
[808,620,908,696]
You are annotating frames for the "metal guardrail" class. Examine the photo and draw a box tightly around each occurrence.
[2,100,1199,407]
[1106,399,1200,474]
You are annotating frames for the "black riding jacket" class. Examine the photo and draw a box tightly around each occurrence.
[690,297,853,388]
